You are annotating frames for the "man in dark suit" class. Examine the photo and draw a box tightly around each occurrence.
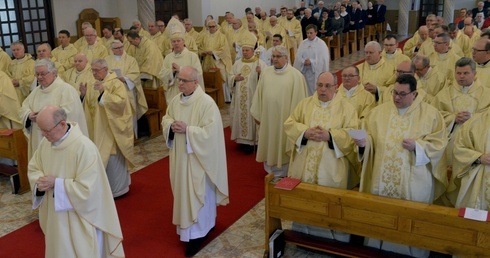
[375,0,386,24]
[312,1,328,17]
[349,1,361,30]
[472,1,485,18]
[301,8,318,39]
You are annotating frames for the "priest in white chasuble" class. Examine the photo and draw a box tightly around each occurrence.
[251,46,308,177]
[226,18,258,62]
[83,59,134,198]
[9,41,35,103]
[126,31,164,89]
[78,28,109,63]
[381,34,411,71]
[472,38,490,86]
[148,21,168,58]
[432,58,490,166]
[427,33,462,83]
[229,36,266,152]
[354,74,447,258]
[335,66,376,121]
[264,16,288,50]
[412,54,447,103]
[0,47,11,76]
[198,19,233,103]
[357,41,395,102]
[62,53,95,97]
[451,108,490,210]
[51,30,78,71]
[105,40,148,137]
[0,70,22,129]
[294,24,330,96]
[284,71,359,242]
[283,9,303,56]
[161,66,229,257]
[160,18,204,105]
[20,59,88,160]
[28,105,124,258]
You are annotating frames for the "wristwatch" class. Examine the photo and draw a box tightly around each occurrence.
[475,157,482,165]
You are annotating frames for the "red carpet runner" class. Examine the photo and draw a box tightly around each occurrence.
[0,127,267,258]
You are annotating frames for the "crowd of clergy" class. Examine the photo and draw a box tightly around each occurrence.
[2,0,490,257]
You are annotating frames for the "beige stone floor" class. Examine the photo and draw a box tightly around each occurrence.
[0,42,378,257]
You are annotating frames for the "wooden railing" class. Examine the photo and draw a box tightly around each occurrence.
[265,173,490,257]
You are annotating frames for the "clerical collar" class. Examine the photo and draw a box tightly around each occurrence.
[397,106,409,115]
[318,94,334,108]
[340,11,348,16]
[368,59,382,69]
[335,16,340,20]
[274,63,288,72]
[115,55,122,61]
[460,82,474,93]
[420,67,432,79]
[437,52,448,59]
[478,59,490,66]
[52,124,72,147]
[182,90,195,100]
[343,85,357,97]
[16,55,26,60]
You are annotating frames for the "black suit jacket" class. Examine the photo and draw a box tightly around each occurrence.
[375,4,386,23]
[301,16,319,39]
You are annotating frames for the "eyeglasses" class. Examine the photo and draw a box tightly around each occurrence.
[415,65,429,72]
[112,46,124,50]
[472,48,487,52]
[391,89,415,98]
[35,71,51,77]
[85,34,96,37]
[178,77,195,83]
[208,26,217,28]
[341,74,358,79]
[40,120,63,133]
[91,68,106,73]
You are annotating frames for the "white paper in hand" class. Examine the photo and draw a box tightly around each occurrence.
[112,68,122,78]
[348,129,367,140]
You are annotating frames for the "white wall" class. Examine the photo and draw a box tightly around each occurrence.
[51,0,137,36]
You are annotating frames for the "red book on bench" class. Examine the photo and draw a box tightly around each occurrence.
[274,177,301,190]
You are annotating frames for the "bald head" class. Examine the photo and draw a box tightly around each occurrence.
[37,105,68,142]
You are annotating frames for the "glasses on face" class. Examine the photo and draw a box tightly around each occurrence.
[391,89,415,98]
[178,77,195,83]
[472,48,487,52]
[85,34,96,37]
[112,46,124,50]
[92,68,106,73]
[35,71,51,77]
[40,120,63,133]
[341,74,358,79]
[415,65,429,72]
[208,26,217,28]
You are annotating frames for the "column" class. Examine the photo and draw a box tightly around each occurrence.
[444,0,455,25]
[397,0,411,36]
[137,0,155,29]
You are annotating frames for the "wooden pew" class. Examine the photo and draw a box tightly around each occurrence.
[0,129,29,194]
[203,69,225,108]
[348,30,358,54]
[264,174,490,257]
[357,28,366,50]
[341,32,349,57]
[327,35,341,60]
[143,87,166,138]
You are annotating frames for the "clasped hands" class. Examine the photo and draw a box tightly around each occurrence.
[171,120,187,134]
[305,126,330,142]
[36,175,55,192]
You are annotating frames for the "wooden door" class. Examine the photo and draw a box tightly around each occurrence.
[154,0,188,23]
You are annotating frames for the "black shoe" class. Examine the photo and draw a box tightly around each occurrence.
[242,144,255,154]
[185,236,206,257]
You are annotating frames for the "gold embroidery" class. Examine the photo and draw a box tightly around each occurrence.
[379,109,411,199]
[239,65,252,137]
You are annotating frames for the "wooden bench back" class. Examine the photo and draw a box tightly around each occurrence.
[265,174,490,256]
[143,87,166,111]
